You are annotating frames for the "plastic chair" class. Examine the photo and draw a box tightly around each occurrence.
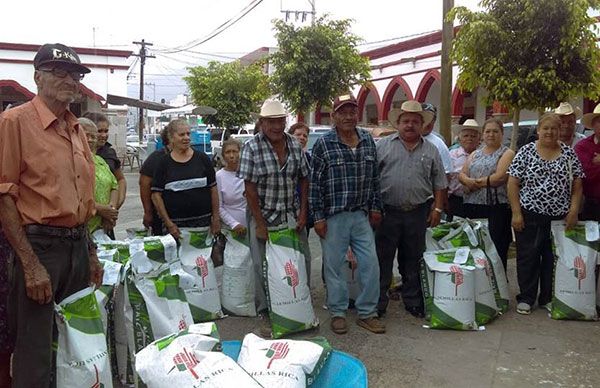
[221,340,368,388]
[123,146,141,171]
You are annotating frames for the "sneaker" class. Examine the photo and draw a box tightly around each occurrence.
[356,317,386,334]
[516,302,531,315]
[541,302,552,313]
[257,313,272,338]
[330,317,348,334]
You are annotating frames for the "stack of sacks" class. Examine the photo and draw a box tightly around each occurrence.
[551,221,599,321]
[421,247,499,330]
[425,218,509,313]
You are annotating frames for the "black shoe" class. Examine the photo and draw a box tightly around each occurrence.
[377,308,387,318]
[405,305,425,318]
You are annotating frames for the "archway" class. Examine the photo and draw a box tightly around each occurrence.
[381,76,413,121]
[356,84,382,125]
[415,70,441,103]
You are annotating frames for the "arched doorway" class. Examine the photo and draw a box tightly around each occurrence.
[356,84,382,126]
[381,76,413,123]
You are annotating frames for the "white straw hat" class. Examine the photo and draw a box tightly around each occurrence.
[388,100,434,128]
[460,119,480,131]
[582,103,600,128]
[554,102,582,119]
[259,99,287,118]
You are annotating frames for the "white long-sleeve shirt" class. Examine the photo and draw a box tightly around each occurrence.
[216,169,247,229]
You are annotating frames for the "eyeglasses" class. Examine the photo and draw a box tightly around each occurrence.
[38,68,84,81]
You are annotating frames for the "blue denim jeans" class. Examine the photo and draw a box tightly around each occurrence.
[320,211,380,319]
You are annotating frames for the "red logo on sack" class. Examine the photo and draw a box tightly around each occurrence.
[265,342,290,369]
[196,256,209,288]
[178,314,188,331]
[169,347,200,379]
[573,255,586,290]
[90,364,104,388]
[450,265,464,296]
[283,260,299,298]
[475,258,490,277]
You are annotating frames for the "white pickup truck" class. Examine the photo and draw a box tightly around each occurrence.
[212,128,254,168]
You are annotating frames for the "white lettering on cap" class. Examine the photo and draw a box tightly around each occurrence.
[338,95,351,101]
[51,49,77,63]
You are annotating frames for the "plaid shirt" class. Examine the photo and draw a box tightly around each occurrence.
[237,132,309,224]
[309,127,382,222]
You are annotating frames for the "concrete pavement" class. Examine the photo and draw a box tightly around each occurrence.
[115,171,600,387]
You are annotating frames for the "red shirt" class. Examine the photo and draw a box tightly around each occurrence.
[574,134,600,200]
[0,96,95,227]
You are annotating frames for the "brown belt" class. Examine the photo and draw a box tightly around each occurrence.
[25,224,86,240]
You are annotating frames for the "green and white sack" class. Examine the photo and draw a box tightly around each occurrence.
[551,222,599,321]
[178,228,213,267]
[95,254,123,333]
[55,287,113,388]
[237,333,332,388]
[127,227,150,239]
[474,221,510,313]
[129,235,178,269]
[472,248,499,325]
[424,249,478,330]
[98,240,131,264]
[265,228,318,338]
[172,261,224,323]
[425,220,465,251]
[221,231,256,316]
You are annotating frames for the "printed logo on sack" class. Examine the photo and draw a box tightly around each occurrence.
[475,258,490,277]
[450,265,464,296]
[178,314,188,331]
[572,255,586,290]
[168,347,201,379]
[282,260,299,298]
[265,342,290,369]
[347,249,357,280]
[196,256,209,288]
[90,364,104,388]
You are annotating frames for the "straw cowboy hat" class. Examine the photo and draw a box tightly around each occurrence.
[554,102,582,119]
[582,103,600,128]
[460,119,480,131]
[388,100,434,128]
[258,99,287,118]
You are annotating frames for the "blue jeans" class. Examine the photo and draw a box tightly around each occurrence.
[320,211,380,319]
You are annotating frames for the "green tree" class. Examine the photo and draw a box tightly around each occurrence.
[451,0,600,149]
[271,16,371,116]
[185,60,270,128]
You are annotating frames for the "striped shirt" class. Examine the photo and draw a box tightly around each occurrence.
[309,127,382,222]
[237,132,309,224]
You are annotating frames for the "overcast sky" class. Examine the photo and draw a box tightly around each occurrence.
[1,0,481,101]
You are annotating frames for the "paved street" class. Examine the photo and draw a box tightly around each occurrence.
[116,171,600,388]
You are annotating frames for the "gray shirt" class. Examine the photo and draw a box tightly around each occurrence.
[377,133,447,207]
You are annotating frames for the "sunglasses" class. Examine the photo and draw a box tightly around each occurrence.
[39,68,84,81]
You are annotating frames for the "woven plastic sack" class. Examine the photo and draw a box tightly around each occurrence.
[221,231,256,316]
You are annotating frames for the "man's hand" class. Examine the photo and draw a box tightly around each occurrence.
[511,212,525,232]
[102,218,115,234]
[296,211,307,232]
[427,209,441,227]
[97,204,118,222]
[210,216,221,236]
[233,224,247,237]
[255,221,268,241]
[23,260,52,304]
[89,252,103,288]
[369,211,382,229]
[166,222,181,240]
[314,220,327,239]
[142,212,153,229]
[565,210,578,230]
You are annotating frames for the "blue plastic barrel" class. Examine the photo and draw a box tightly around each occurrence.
[221,340,368,388]
[190,130,212,156]
[155,136,164,151]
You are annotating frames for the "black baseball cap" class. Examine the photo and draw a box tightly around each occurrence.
[33,43,91,74]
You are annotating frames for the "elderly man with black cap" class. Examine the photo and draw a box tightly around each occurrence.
[310,94,385,335]
[238,99,310,337]
[0,43,102,387]
[376,100,447,318]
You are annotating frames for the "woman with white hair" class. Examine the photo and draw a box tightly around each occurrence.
[78,117,119,234]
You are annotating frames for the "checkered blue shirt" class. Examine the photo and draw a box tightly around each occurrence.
[309,127,382,222]
[237,132,309,223]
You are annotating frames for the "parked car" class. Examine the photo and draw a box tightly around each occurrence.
[212,128,255,168]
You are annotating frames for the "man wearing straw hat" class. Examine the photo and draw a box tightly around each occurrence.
[554,102,586,147]
[575,104,600,221]
[375,100,447,318]
[238,99,309,337]
[448,119,481,219]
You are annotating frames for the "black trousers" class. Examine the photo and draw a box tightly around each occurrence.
[580,198,600,222]
[9,233,90,388]
[447,194,465,221]
[463,203,512,272]
[514,210,562,306]
[375,203,428,311]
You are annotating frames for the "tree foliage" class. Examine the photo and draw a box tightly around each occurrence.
[185,60,270,128]
[270,16,371,114]
[450,0,600,148]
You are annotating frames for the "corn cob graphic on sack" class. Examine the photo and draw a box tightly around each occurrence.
[423,249,479,330]
[265,227,318,338]
[237,333,332,388]
[54,287,113,388]
[177,228,224,322]
[551,221,599,321]
[221,230,256,316]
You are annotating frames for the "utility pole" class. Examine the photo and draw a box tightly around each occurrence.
[132,39,155,143]
[440,0,454,146]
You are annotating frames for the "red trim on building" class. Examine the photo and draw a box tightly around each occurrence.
[362,27,459,60]
[0,42,131,57]
[381,76,413,120]
[0,79,35,99]
[451,87,465,116]
[296,112,305,123]
[356,83,382,123]
[415,69,441,103]
[371,51,440,72]
[0,58,129,70]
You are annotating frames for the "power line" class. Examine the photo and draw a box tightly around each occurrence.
[358,29,441,47]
